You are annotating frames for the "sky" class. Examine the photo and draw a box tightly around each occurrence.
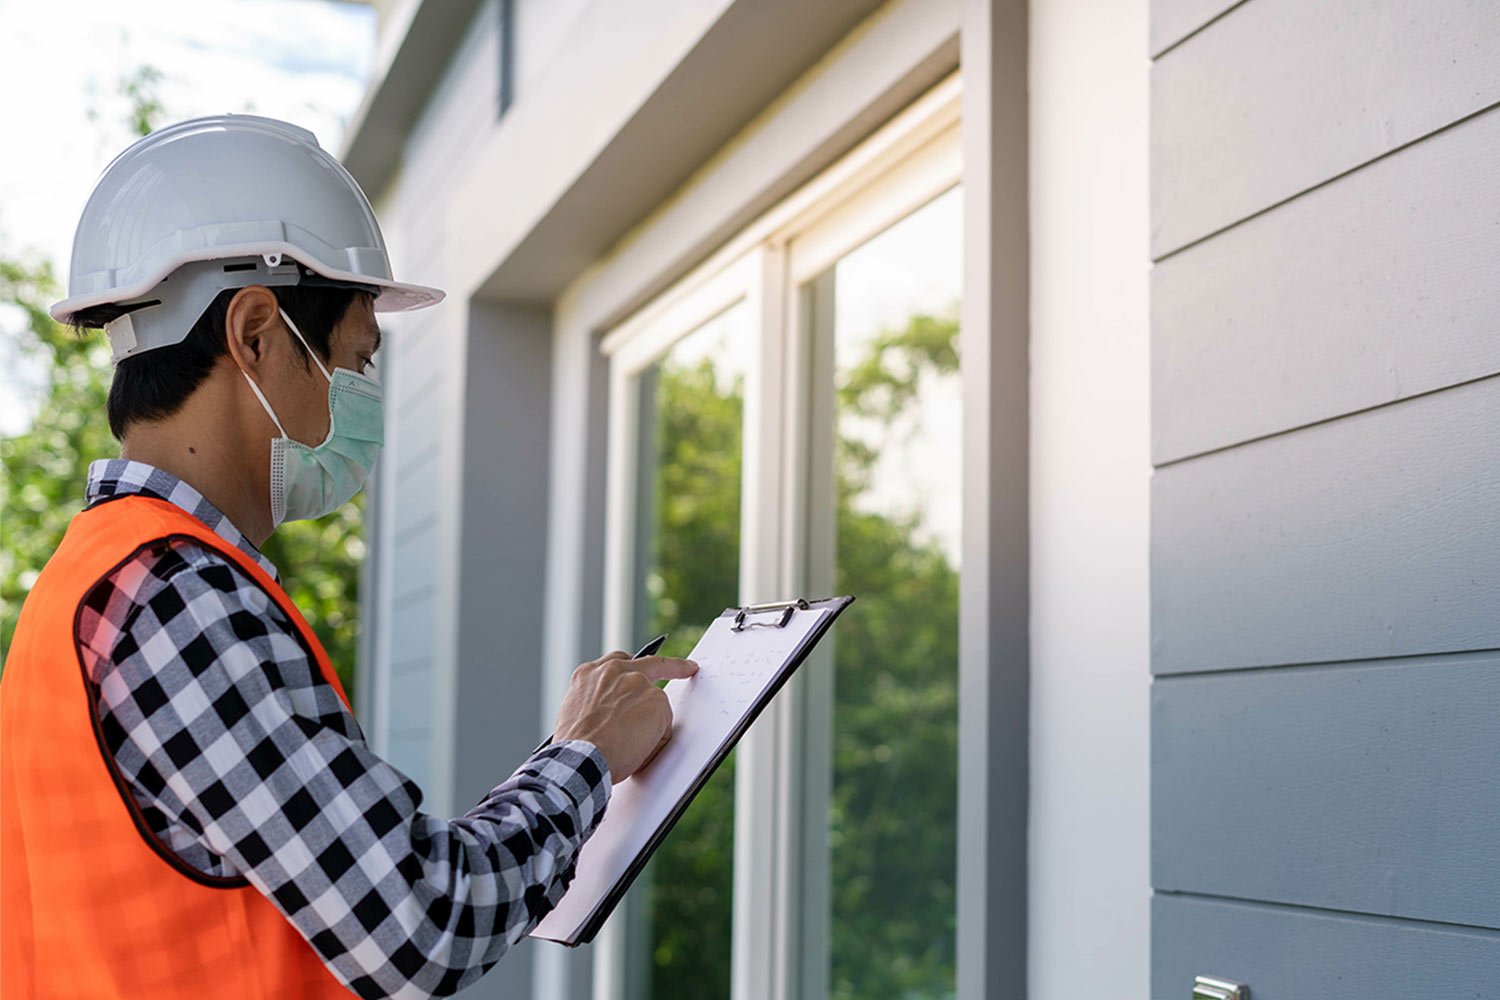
[0,0,378,434]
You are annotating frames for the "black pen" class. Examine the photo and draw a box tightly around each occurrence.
[530,634,671,756]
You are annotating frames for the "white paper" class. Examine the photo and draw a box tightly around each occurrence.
[530,607,830,944]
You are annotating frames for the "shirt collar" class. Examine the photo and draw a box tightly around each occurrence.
[85,459,280,582]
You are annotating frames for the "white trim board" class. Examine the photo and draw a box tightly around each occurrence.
[567,0,961,339]
[599,74,961,357]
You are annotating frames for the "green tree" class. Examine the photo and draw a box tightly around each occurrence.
[0,68,365,696]
[829,311,959,1000]
[637,357,745,998]
[638,310,960,999]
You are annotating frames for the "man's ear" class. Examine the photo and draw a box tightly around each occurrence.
[224,286,284,377]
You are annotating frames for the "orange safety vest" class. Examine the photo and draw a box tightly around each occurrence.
[1,495,354,998]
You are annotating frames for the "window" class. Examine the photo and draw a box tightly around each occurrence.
[804,187,962,999]
[597,75,961,1000]
[629,303,752,999]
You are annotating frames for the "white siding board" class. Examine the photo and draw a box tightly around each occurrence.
[391,329,435,367]
[1153,894,1500,1000]
[392,459,438,530]
[1154,652,1500,928]
[391,422,441,484]
[391,526,438,602]
[388,594,436,670]
[393,397,445,463]
[400,0,500,211]
[1149,0,1242,57]
[385,659,435,743]
[393,446,438,491]
[395,359,444,407]
[383,730,431,794]
[1152,0,1500,257]
[511,0,591,105]
[1153,103,1500,463]
[1153,376,1500,674]
[365,0,485,789]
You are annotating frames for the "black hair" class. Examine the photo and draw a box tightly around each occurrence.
[72,283,373,441]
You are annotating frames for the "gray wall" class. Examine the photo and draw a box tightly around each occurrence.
[1149,0,1500,995]
[368,0,502,794]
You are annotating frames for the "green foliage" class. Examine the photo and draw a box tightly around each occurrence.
[0,256,116,661]
[642,359,745,658]
[258,500,366,694]
[0,69,364,696]
[638,311,960,999]
[120,66,167,138]
[638,357,744,998]
[833,310,960,1000]
[829,472,958,997]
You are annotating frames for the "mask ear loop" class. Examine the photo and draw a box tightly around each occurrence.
[279,307,334,383]
[241,370,289,439]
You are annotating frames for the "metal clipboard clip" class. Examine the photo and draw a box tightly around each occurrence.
[731,598,811,632]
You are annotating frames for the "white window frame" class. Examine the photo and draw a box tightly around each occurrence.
[593,73,961,1000]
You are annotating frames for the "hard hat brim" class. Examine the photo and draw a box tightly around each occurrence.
[50,243,445,324]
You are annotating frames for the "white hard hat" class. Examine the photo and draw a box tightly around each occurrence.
[50,114,443,363]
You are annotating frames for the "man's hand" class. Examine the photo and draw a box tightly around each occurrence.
[552,651,699,780]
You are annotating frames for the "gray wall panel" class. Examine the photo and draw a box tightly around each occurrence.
[1149,0,1241,57]
[445,303,552,1000]
[1152,894,1500,1000]
[451,302,552,801]
[1152,377,1500,674]
[1153,654,1500,927]
[1154,104,1500,464]
[1152,0,1500,257]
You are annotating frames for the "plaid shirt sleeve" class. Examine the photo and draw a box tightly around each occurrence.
[77,539,611,999]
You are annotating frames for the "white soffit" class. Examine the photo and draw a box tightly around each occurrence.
[568,0,961,338]
[444,0,906,306]
[340,0,486,195]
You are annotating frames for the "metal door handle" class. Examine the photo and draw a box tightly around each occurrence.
[1193,976,1248,1000]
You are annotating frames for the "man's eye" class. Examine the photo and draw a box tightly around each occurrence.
[360,356,376,374]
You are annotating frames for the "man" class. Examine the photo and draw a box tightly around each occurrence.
[0,116,695,999]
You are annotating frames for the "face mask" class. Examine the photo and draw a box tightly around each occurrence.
[240,308,383,527]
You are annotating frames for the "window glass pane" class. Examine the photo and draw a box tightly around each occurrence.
[819,186,962,999]
[628,301,751,1000]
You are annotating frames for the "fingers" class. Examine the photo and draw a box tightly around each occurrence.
[636,714,675,773]
[595,649,632,664]
[633,656,699,683]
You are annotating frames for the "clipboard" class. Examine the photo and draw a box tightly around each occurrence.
[529,594,854,947]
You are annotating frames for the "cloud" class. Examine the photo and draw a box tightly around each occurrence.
[0,0,376,277]
[0,0,377,434]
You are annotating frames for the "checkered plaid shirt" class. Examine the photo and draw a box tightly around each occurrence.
[76,459,611,999]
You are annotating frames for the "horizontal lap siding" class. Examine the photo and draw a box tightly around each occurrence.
[1153,895,1500,1000]
[1153,653,1500,928]
[1149,0,1241,57]
[1151,0,1500,257]
[1150,0,1500,990]
[1153,104,1500,464]
[367,1,500,779]
[1152,377,1500,675]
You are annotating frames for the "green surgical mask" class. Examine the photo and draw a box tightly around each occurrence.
[240,308,383,527]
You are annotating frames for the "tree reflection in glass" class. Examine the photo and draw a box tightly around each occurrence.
[630,302,749,1000]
